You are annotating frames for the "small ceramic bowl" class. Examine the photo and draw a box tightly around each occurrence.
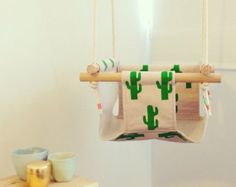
[12,147,48,180]
[48,152,78,182]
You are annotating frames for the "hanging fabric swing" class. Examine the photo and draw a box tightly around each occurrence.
[80,0,221,143]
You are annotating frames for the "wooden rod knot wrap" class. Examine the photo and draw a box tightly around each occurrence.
[80,72,221,83]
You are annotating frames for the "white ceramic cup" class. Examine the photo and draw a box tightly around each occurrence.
[48,152,78,182]
[12,147,48,180]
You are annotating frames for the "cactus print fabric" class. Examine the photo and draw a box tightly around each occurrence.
[121,70,178,140]
[97,64,208,143]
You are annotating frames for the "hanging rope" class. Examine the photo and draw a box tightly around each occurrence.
[90,0,102,114]
[201,0,212,116]
[202,0,209,65]
[111,0,116,59]
[92,0,97,63]
[89,0,116,114]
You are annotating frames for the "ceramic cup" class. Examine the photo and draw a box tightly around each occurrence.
[12,147,48,180]
[48,152,78,182]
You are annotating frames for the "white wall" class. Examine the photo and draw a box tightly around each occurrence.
[152,0,236,68]
[151,1,236,187]
[1,1,235,187]
[0,1,151,187]
[151,72,236,187]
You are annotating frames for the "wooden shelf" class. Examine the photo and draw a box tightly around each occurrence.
[0,176,99,187]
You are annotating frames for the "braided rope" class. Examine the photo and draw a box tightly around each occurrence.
[201,0,212,116]
[89,0,116,114]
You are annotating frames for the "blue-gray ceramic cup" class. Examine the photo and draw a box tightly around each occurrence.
[12,147,48,180]
[48,152,78,182]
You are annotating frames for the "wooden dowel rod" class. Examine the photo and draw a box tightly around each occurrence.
[175,73,221,83]
[80,72,121,82]
[80,72,221,83]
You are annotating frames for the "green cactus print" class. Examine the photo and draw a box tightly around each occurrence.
[156,71,173,100]
[175,94,179,113]
[170,64,192,89]
[186,82,192,88]
[125,71,142,100]
[116,133,145,140]
[158,131,187,141]
[143,105,159,130]
[140,65,149,71]
[171,64,182,73]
